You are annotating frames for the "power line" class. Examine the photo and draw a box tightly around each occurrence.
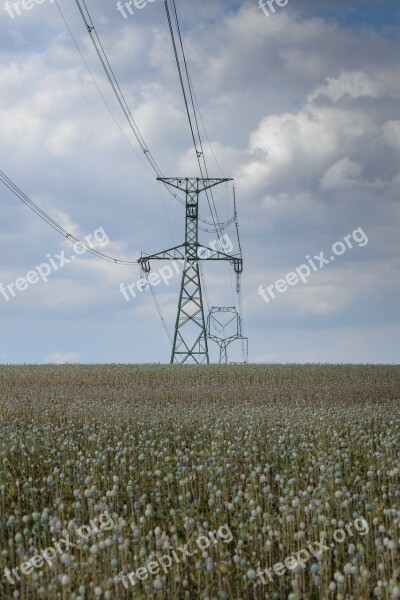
[76,0,158,169]
[157,180,175,243]
[1,167,177,345]
[72,0,186,207]
[163,0,235,339]
[232,182,246,361]
[189,74,226,178]
[1,168,178,344]
[0,169,138,265]
[54,0,154,178]
[56,0,244,351]
[170,0,224,237]
[163,0,245,362]
[233,183,243,258]
[149,283,173,343]
[200,263,210,313]
[62,0,197,344]
[164,0,224,240]
[65,0,233,234]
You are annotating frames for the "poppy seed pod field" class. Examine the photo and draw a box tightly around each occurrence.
[0,364,399,599]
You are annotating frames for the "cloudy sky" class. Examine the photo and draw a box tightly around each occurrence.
[0,0,399,364]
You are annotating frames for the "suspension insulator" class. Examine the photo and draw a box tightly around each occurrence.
[236,273,241,294]
[233,259,243,274]
[139,259,151,274]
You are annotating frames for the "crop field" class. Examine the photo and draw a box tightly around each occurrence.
[0,364,399,600]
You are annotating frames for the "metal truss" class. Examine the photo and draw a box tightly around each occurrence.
[138,178,243,364]
[207,306,248,364]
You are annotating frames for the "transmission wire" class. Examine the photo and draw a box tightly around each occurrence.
[170,0,224,239]
[54,0,154,178]
[164,0,224,239]
[72,0,185,206]
[149,283,173,343]
[0,169,138,265]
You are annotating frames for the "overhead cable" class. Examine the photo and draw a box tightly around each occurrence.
[0,169,138,265]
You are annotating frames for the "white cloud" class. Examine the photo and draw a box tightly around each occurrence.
[320,157,386,191]
[45,352,80,364]
[0,2,399,362]
[320,157,363,190]
[309,70,386,103]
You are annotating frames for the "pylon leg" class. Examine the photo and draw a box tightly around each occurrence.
[219,343,228,365]
[171,261,209,364]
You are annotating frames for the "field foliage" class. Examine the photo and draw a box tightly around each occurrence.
[0,365,399,599]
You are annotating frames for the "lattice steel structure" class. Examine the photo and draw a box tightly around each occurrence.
[138,178,243,364]
[207,306,248,364]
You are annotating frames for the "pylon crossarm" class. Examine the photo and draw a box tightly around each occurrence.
[197,245,242,263]
[196,180,233,193]
[157,177,233,194]
[138,244,186,266]
[140,245,242,264]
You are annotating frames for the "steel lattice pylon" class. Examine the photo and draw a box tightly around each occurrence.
[138,178,243,364]
[207,307,248,364]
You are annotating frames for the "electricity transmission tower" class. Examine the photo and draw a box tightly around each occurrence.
[207,307,248,364]
[139,178,243,364]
